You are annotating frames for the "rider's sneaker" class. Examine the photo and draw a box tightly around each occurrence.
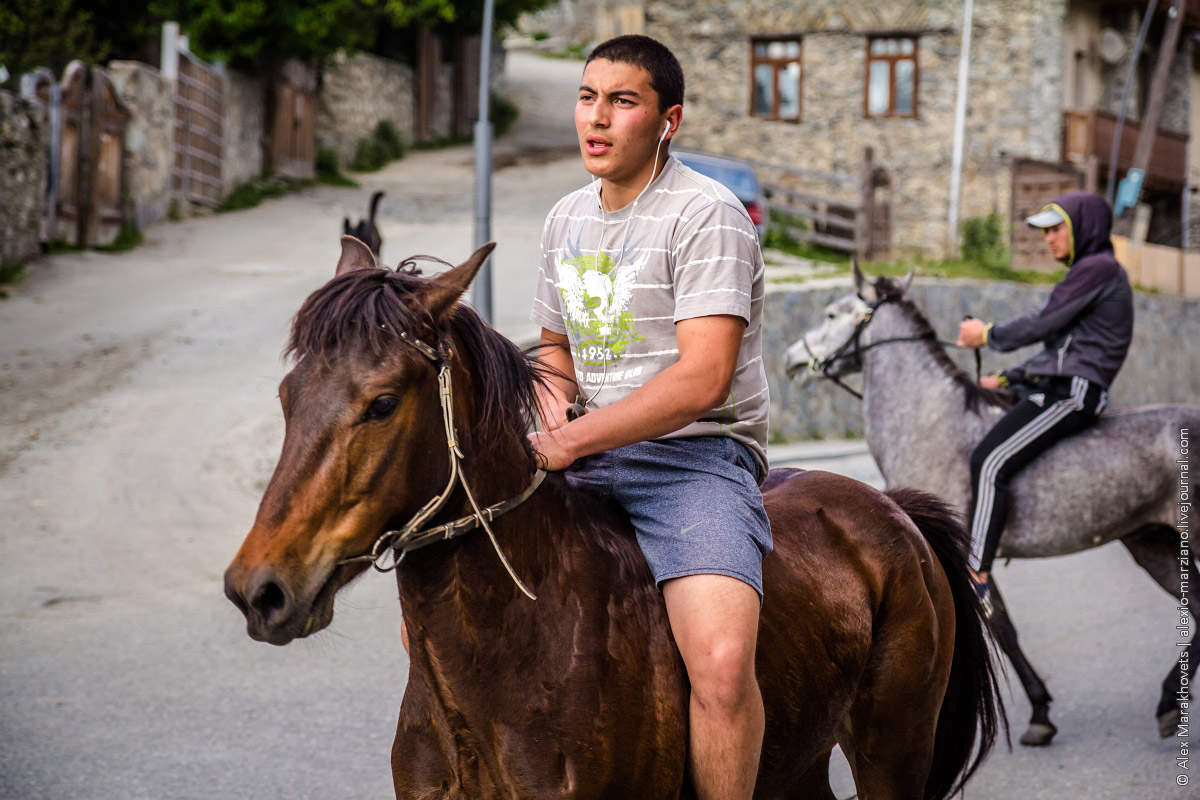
[972,575,993,619]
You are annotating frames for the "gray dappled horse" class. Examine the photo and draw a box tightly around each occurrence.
[784,264,1198,747]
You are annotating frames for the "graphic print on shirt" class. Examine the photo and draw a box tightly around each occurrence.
[556,225,648,367]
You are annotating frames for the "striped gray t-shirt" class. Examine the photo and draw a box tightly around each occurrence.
[531,155,769,479]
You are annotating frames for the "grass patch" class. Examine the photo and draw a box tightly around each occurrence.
[96,223,143,253]
[537,42,588,60]
[763,213,1066,286]
[217,176,313,213]
[45,238,85,254]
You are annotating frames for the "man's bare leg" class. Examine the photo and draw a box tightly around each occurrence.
[663,574,764,800]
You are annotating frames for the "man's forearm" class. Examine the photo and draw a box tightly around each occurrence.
[533,330,578,428]
[552,357,728,460]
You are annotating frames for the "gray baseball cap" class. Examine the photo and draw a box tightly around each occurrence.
[1025,205,1066,228]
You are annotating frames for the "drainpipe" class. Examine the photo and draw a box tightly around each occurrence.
[947,0,975,259]
[472,0,496,325]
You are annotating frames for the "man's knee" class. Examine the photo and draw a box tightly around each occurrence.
[682,633,759,713]
[969,440,993,477]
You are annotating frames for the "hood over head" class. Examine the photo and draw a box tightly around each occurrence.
[1041,191,1113,266]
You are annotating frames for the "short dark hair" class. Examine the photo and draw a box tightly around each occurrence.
[586,35,684,113]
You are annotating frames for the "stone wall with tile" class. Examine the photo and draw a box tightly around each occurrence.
[0,89,49,264]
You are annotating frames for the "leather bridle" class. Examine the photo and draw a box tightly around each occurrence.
[339,327,544,600]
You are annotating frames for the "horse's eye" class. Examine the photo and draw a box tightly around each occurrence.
[827,312,836,319]
[362,396,399,422]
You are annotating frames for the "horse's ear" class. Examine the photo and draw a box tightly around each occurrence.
[900,268,915,294]
[336,235,378,276]
[852,257,869,298]
[425,242,496,320]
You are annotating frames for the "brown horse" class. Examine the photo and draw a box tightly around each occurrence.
[225,237,1005,799]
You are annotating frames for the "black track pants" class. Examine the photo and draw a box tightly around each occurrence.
[968,376,1107,572]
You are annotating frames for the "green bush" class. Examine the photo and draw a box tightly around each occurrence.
[959,212,1009,268]
[490,92,520,138]
[374,120,405,160]
[349,121,407,172]
[316,147,358,187]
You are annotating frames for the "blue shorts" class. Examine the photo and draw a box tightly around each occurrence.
[564,436,773,597]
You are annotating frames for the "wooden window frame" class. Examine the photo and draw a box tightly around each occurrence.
[749,37,803,123]
[864,36,920,119]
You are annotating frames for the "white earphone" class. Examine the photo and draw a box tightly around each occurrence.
[660,121,670,142]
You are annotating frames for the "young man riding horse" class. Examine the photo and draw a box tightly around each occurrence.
[958,191,1134,601]
[527,35,771,800]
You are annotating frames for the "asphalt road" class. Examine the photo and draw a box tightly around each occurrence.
[0,50,1191,800]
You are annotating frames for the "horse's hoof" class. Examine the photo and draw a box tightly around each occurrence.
[1019,722,1057,747]
[1158,707,1182,739]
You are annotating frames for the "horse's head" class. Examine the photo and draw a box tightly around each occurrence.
[783,261,913,380]
[224,237,498,645]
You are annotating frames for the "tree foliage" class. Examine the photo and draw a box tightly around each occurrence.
[0,0,161,86]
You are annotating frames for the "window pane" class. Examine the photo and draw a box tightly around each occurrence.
[754,64,773,115]
[870,39,886,56]
[887,39,899,55]
[767,41,786,59]
[785,41,800,58]
[755,42,767,57]
[778,62,800,118]
[895,59,914,113]
[868,60,890,115]
[900,38,914,55]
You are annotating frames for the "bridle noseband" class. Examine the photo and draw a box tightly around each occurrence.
[802,292,980,400]
[339,327,544,600]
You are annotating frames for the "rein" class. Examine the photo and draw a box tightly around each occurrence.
[803,294,982,400]
[339,328,544,601]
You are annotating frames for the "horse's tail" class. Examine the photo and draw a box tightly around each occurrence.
[368,190,385,223]
[886,487,1008,800]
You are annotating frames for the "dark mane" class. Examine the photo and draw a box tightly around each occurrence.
[873,276,1014,413]
[286,259,548,463]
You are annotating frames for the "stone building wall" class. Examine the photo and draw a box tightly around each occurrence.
[649,0,1068,256]
[108,62,174,229]
[222,68,266,192]
[0,89,49,265]
[317,50,416,168]
[762,278,1200,440]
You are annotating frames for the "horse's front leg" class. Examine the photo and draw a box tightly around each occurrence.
[986,579,1058,746]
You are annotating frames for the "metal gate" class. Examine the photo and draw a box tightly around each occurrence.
[53,61,129,246]
[1010,158,1083,271]
[172,51,224,208]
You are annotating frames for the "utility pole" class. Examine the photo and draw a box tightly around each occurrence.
[946,0,975,259]
[472,0,496,324]
[1113,0,1185,237]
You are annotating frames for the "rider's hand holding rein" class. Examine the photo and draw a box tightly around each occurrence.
[958,317,988,349]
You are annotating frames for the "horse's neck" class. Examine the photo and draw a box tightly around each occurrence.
[859,305,975,483]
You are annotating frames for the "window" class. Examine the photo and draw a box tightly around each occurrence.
[866,37,918,117]
[750,38,802,121]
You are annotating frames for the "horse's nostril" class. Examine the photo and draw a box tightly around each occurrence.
[244,568,293,625]
[251,579,287,619]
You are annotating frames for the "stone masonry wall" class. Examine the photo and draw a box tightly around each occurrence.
[317,50,415,169]
[762,278,1200,440]
[109,61,174,229]
[0,89,49,265]
[649,0,1067,256]
[223,68,266,192]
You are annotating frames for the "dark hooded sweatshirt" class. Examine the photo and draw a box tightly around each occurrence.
[988,191,1134,389]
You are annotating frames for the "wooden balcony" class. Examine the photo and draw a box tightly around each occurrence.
[1062,108,1188,192]
[1111,0,1200,31]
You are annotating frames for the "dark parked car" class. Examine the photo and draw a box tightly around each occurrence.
[673,151,767,240]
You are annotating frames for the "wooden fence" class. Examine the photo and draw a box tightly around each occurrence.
[750,147,891,258]
[1113,235,1200,297]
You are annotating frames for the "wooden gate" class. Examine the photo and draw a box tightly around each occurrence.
[1010,158,1083,271]
[269,59,316,179]
[54,61,130,246]
[173,52,224,208]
